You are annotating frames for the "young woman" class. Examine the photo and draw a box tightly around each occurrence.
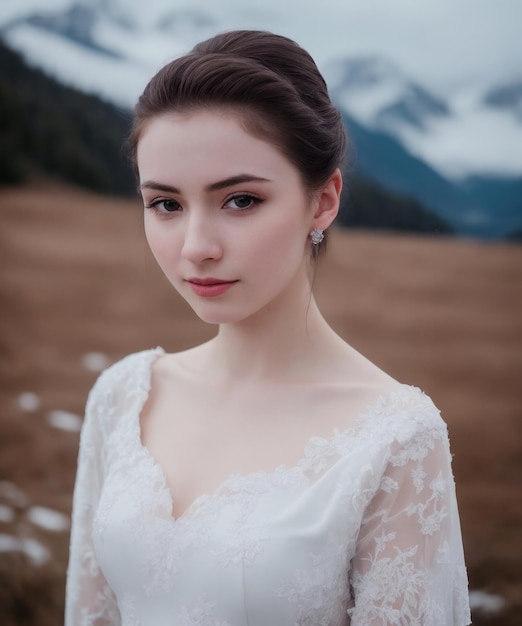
[66,30,471,625]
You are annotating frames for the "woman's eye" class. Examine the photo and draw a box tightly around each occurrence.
[145,199,181,213]
[225,195,261,211]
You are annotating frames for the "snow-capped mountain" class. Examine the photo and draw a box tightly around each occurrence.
[484,80,522,123]
[328,56,522,181]
[0,1,216,107]
[327,56,451,131]
[2,0,520,183]
[1,0,521,237]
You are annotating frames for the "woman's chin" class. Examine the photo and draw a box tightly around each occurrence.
[188,303,246,326]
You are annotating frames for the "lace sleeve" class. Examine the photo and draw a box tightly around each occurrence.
[65,376,121,626]
[348,414,471,625]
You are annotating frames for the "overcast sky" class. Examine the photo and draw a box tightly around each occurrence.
[2,0,521,97]
[305,0,519,93]
[206,0,522,96]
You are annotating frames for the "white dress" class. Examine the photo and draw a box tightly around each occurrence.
[65,348,471,626]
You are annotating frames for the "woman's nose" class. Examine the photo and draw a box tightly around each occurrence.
[181,214,223,264]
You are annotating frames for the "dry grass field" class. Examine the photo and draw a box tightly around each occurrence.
[0,184,521,624]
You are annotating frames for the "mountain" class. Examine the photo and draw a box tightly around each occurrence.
[460,176,522,238]
[1,1,520,239]
[328,57,522,238]
[327,55,522,181]
[2,1,520,181]
[340,112,522,239]
[338,177,453,236]
[328,57,451,133]
[0,39,452,238]
[6,4,121,58]
[342,114,470,224]
[483,80,522,122]
[0,39,134,194]
[0,1,219,107]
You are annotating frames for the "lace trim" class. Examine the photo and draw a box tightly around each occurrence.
[112,348,447,526]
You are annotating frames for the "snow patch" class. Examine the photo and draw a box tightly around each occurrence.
[0,0,72,25]
[17,391,41,412]
[82,352,111,372]
[394,105,522,179]
[0,505,14,523]
[47,410,82,432]
[26,506,70,532]
[92,8,201,65]
[3,23,151,107]
[0,533,50,566]
[0,481,29,508]
[469,590,506,616]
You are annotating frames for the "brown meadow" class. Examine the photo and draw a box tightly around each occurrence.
[0,185,521,624]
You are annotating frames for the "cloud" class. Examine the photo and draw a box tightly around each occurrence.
[197,0,522,95]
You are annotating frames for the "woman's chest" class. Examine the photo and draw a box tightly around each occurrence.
[138,381,380,521]
[92,441,374,625]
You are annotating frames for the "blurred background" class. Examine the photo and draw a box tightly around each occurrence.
[0,0,521,624]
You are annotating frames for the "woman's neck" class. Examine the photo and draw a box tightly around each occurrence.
[207,288,346,385]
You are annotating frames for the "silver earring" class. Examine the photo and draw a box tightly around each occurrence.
[310,228,324,245]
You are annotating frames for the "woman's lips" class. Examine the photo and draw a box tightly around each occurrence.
[186,278,238,297]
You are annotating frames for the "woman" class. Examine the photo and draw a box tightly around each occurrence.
[66,30,471,625]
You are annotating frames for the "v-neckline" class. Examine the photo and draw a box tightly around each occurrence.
[132,347,414,523]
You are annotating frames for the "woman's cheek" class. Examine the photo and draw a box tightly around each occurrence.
[145,222,176,263]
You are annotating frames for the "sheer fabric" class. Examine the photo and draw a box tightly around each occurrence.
[66,348,471,625]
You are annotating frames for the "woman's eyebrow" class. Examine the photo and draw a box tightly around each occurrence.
[206,174,271,192]
[139,174,271,194]
[139,181,180,194]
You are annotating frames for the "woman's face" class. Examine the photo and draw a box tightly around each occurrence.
[138,109,325,325]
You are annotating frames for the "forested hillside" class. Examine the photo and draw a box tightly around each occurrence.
[0,39,134,194]
[0,38,451,234]
[338,178,453,235]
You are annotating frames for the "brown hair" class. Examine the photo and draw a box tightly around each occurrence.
[129,30,347,253]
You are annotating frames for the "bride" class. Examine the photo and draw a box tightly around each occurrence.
[66,30,471,625]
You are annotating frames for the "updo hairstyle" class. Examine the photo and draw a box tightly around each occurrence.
[130,30,347,254]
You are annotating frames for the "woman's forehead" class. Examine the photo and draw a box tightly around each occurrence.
[136,111,301,187]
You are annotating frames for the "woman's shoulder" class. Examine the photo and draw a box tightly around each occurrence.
[333,346,446,442]
[361,383,449,449]
[86,347,165,412]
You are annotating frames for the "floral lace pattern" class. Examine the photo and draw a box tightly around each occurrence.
[176,595,231,626]
[66,348,471,626]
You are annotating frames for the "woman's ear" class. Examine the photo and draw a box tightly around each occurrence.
[311,169,343,231]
